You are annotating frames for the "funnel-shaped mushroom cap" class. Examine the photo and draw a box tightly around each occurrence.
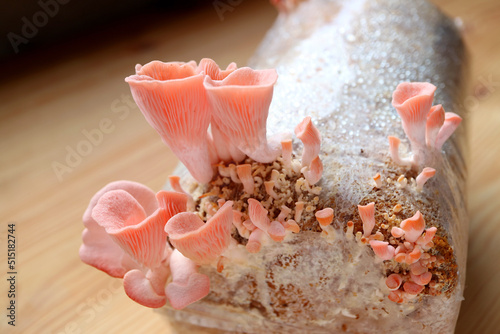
[197,58,237,80]
[126,61,214,183]
[165,201,234,264]
[400,211,426,243]
[425,104,445,148]
[436,112,463,150]
[204,67,279,163]
[166,249,210,310]
[392,82,436,149]
[358,202,376,237]
[369,240,396,261]
[295,116,321,167]
[92,190,169,269]
[123,269,167,308]
[80,181,158,277]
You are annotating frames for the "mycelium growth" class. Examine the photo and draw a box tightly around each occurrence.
[80,55,462,331]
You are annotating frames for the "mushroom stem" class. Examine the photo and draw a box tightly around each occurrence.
[388,136,411,166]
[294,201,304,222]
[295,116,321,167]
[301,155,323,185]
[236,164,254,194]
[415,167,436,192]
[281,139,293,173]
[358,202,376,237]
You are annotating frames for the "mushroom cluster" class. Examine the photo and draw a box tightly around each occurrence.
[80,63,459,310]
[125,59,281,184]
[350,202,440,303]
[389,82,462,171]
[81,59,327,310]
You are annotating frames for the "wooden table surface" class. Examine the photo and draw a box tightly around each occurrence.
[1,0,499,333]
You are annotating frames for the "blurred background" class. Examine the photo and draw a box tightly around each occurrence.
[0,0,499,333]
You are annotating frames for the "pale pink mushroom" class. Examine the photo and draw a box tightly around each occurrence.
[388,136,411,167]
[165,249,210,310]
[369,240,395,260]
[406,247,422,264]
[294,201,304,222]
[166,177,194,211]
[410,261,428,276]
[91,190,168,269]
[358,202,376,237]
[282,219,300,233]
[277,205,291,222]
[417,227,437,246]
[264,180,279,199]
[227,164,241,183]
[232,210,249,238]
[301,155,323,185]
[388,290,404,303]
[385,274,403,291]
[315,208,334,227]
[204,67,280,163]
[268,221,286,242]
[236,164,254,194]
[403,282,425,295]
[392,82,437,161]
[435,112,463,150]
[281,139,293,172]
[294,116,322,167]
[411,271,433,286]
[394,253,406,263]
[198,60,242,163]
[80,180,158,278]
[156,190,188,217]
[415,167,436,192]
[165,201,234,265]
[168,175,187,194]
[196,58,237,80]
[246,228,266,253]
[123,263,171,308]
[211,122,246,163]
[391,226,405,238]
[400,211,426,243]
[81,181,192,309]
[425,104,445,148]
[248,198,271,231]
[243,219,257,232]
[126,61,214,183]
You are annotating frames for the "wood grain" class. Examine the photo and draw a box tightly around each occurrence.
[0,0,498,333]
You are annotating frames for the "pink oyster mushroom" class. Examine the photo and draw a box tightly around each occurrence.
[197,58,245,163]
[295,116,322,167]
[358,202,375,237]
[165,201,234,265]
[89,187,187,308]
[80,180,159,278]
[391,82,462,168]
[125,61,215,184]
[196,58,237,80]
[204,67,281,163]
[81,181,210,308]
[165,249,211,310]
